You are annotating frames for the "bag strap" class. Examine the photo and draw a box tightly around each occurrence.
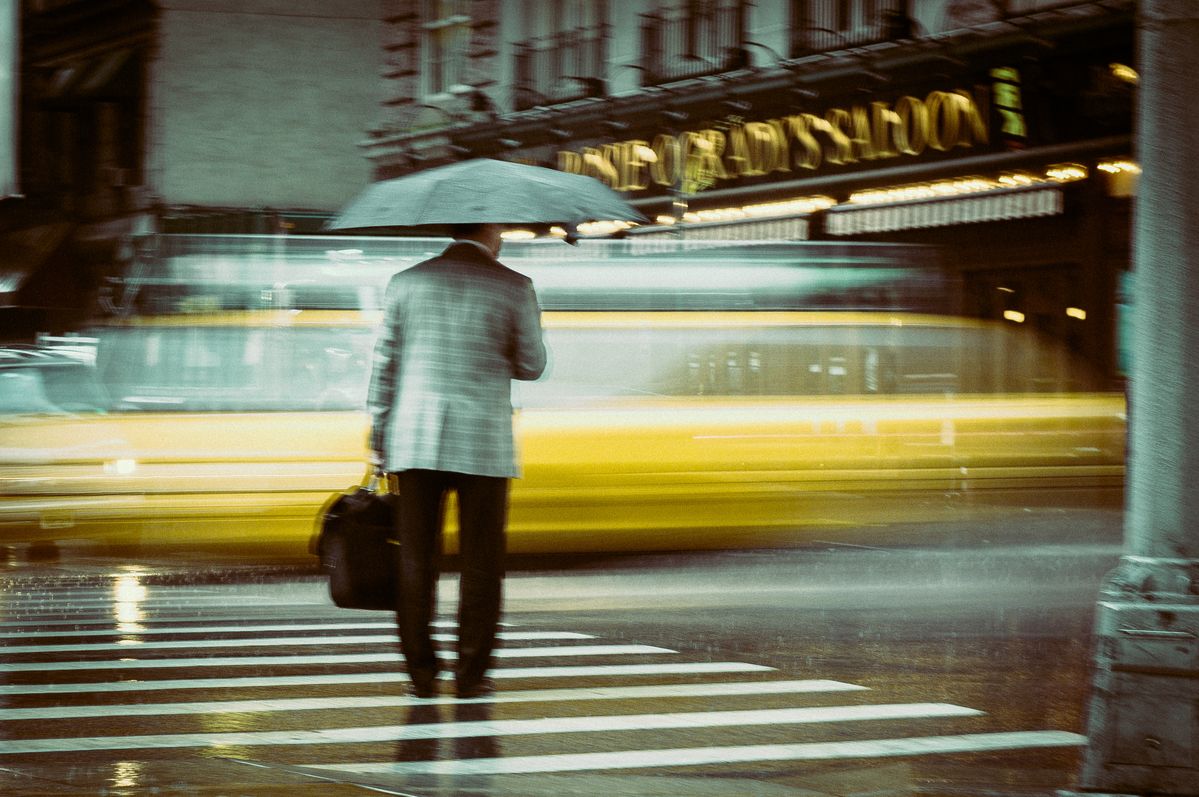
[363,466,386,493]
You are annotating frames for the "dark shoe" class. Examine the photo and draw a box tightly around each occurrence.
[407,680,437,699]
[455,677,495,699]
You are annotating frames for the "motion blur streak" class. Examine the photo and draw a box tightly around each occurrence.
[0,239,1124,559]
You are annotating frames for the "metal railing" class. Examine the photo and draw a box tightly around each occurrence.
[790,0,912,57]
[512,25,609,111]
[789,0,1113,56]
[639,1,748,85]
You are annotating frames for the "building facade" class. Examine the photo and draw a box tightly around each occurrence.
[3,0,1137,386]
[369,0,1136,386]
[2,0,382,337]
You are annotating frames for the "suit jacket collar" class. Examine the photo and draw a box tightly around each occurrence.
[443,240,499,265]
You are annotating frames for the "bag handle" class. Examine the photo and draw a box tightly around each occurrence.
[364,466,386,493]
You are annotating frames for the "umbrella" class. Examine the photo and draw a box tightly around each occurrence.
[325,158,648,233]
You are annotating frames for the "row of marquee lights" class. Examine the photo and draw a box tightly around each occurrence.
[537,160,1139,238]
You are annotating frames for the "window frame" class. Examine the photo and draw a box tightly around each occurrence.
[421,1,472,98]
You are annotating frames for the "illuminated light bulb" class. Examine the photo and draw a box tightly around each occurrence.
[998,172,1035,187]
[1098,160,1141,175]
[1109,63,1139,85]
[577,219,634,236]
[1046,163,1087,182]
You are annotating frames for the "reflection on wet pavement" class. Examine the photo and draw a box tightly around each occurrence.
[0,511,1119,796]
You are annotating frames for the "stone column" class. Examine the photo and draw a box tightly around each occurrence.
[1077,0,1199,792]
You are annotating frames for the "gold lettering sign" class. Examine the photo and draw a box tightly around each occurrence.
[558,88,990,193]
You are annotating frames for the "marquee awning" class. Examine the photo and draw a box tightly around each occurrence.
[824,186,1064,237]
[628,215,811,241]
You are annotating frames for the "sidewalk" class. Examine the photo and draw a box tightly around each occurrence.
[0,757,1048,797]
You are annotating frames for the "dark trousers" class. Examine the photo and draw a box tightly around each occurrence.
[390,469,508,691]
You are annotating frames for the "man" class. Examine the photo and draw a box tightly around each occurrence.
[367,222,547,698]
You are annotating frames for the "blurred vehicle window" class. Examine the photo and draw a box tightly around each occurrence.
[74,239,1099,414]
[0,355,110,416]
[94,324,375,412]
[520,319,1093,405]
[83,311,1096,414]
[0,370,61,414]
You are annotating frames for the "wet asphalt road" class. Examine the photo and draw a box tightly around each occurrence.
[0,505,1122,796]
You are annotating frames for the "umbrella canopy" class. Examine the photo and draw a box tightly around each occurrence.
[326,158,648,232]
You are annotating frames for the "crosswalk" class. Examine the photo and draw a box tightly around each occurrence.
[0,578,1086,790]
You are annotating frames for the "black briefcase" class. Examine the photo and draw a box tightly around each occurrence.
[315,472,399,610]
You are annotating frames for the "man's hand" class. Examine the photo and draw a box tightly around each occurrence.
[368,451,385,469]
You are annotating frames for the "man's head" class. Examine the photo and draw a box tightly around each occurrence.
[451,223,504,257]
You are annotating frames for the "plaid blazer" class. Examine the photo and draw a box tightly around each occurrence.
[367,241,547,478]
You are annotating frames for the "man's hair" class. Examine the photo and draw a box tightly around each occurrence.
[451,223,486,239]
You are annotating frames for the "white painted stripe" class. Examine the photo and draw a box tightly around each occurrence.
[2,597,313,608]
[0,618,481,630]
[0,661,772,696]
[3,591,222,602]
[0,703,979,755]
[1,594,221,606]
[0,644,675,673]
[311,731,1087,776]
[11,582,210,588]
[0,635,406,655]
[3,588,306,599]
[1,631,589,653]
[0,623,399,639]
[0,679,865,721]
[0,621,506,640]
